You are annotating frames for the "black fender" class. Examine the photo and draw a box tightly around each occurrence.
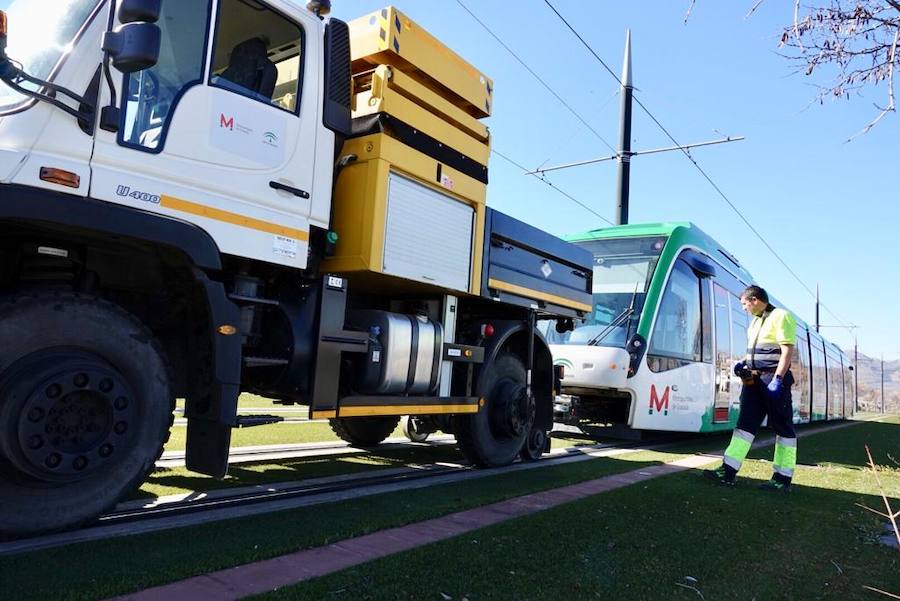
[477,319,555,432]
[0,184,241,477]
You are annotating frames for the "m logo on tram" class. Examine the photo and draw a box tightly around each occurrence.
[649,384,670,415]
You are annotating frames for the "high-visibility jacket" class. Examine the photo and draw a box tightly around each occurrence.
[746,306,796,371]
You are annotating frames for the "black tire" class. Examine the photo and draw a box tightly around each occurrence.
[329,416,400,446]
[401,415,431,443]
[455,352,533,467]
[0,293,173,537]
[520,425,548,461]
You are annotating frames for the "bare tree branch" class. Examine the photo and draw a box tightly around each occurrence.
[746,0,766,19]
[744,1,900,135]
[847,25,898,139]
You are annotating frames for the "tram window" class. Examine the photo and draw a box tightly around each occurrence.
[794,331,811,420]
[648,260,703,367]
[713,284,732,392]
[730,296,748,372]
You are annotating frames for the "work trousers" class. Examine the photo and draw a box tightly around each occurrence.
[722,371,798,484]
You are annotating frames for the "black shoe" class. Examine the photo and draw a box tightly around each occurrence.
[703,466,735,486]
[758,479,791,493]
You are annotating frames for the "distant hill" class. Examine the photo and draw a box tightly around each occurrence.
[844,350,900,413]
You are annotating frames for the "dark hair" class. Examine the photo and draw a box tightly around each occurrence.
[741,285,769,303]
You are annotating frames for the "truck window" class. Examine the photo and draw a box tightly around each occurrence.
[120,1,212,151]
[209,0,304,113]
[648,259,703,369]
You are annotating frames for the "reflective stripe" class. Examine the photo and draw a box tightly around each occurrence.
[747,344,782,354]
[774,465,795,477]
[723,430,754,472]
[773,438,798,476]
[775,436,797,448]
[733,429,755,443]
[723,455,742,470]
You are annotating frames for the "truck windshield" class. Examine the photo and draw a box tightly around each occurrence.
[0,0,100,111]
[544,236,666,348]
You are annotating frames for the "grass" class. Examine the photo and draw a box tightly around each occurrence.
[0,447,695,601]
[257,417,900,601]
[2,419,894,601]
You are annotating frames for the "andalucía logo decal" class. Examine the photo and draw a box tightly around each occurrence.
[554,358,574,371]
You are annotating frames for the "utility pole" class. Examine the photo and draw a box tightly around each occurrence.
[815,284,820,333]
[882,352,886,414]
[854,337,858,413]
[615,29,633,225]
[525,33,744,221]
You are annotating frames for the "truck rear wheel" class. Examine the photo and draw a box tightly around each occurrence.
[455,352,533,467]
[0,294,173,537]
[328,416,400,446]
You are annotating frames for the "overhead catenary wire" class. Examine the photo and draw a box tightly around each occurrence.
[491,149,615,226]
[541,0,850,329]
[454,0,617,155]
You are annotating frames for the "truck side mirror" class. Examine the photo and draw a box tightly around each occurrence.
[102,22,161,73]
[118,0,161,24]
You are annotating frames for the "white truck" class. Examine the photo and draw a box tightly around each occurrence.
[0,0,593,536]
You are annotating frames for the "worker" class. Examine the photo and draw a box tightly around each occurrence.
[704,285,798,492]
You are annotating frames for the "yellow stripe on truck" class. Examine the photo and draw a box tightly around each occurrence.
[338,404,480,417]
[487,278,592,313]
[160,195,309,241]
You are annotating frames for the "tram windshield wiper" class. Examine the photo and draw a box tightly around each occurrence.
[587,283,639,347]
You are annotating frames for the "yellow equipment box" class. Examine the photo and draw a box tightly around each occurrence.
[348,6,494,119]
[323,133,486,297]
[352,65,490,166]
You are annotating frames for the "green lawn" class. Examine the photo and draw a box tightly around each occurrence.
[3,418,895,601]
[259,416,900,601]
[0,448,690,601]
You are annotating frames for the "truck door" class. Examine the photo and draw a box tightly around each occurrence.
[89,0,329,269]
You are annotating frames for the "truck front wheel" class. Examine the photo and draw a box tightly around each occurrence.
[0,294,174,537]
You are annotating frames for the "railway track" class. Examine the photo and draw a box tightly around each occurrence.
[0,433,688,556]
[156,435,457,468]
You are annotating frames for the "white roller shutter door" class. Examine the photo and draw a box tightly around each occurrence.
[383,173,474,292]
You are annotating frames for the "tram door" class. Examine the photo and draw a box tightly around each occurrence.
[712,284,734,422]
[730,292,749,412]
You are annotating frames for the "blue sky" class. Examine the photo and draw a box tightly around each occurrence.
[332,1,897,358]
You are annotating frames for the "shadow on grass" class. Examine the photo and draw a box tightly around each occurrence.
[134,443,466,500]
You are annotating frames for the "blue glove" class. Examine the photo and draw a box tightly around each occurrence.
[767,375,783,396]
[733,361,747,376]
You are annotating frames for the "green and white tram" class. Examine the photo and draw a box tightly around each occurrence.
[546,222,855,435]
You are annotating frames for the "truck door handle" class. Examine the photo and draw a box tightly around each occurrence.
[269,181,310,199]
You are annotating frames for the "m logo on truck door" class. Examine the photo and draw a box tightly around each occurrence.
[649,384,670,415]
[219,114,235,130]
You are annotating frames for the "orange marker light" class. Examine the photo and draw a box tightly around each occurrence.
[0,11,7,37]
[217,325,238,335]
[40,167,80,188]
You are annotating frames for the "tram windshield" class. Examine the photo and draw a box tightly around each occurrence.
[543,236,666,347]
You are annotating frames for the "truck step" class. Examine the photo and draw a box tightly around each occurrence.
[243,356,290,367]
[227,293,280,306]
[236,414,285,428]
